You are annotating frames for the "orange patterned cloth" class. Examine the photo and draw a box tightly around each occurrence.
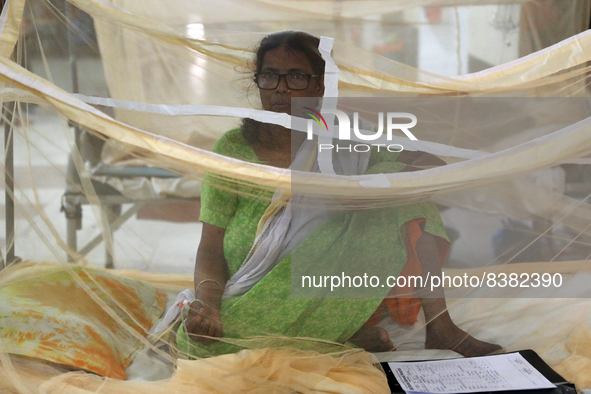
[365,218,450,327]
[0,263,166,379]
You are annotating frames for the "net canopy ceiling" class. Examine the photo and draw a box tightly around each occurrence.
[2,0,591,393]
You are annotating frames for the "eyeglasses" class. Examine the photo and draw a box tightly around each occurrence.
[255,72,321,90]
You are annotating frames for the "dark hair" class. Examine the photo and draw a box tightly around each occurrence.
[254,30,325,75]
[242,31,325,145]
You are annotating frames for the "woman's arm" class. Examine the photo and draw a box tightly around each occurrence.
[184,223,228,344]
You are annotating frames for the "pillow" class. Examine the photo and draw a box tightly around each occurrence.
[0,263,166,379]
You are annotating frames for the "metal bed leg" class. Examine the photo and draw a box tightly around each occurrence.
[104,204,121,269]
[77,203,142,261]
[61,191,83,262]
[3,101,18,268]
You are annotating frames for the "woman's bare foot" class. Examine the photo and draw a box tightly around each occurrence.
[349,326,395,352]
[425,318,502,357]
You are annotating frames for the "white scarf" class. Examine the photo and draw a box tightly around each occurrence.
[222,138,371,298]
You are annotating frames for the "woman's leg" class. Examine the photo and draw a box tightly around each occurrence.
[416,231,502,356]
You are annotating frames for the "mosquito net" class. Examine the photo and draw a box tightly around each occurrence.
[2,0,591,393]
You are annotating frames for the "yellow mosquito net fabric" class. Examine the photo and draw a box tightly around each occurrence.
[2,0,591,393]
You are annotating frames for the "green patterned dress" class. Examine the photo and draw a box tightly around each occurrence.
[177,128,448,357]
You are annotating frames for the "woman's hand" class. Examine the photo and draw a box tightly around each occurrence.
[184,300,223,345]
[188,223,228,345]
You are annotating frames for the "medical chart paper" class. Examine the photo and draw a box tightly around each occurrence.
[388,353,556,394]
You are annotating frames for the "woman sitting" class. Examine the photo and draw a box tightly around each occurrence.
[176,30,501,357]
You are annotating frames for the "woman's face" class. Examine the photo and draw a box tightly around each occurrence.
[258,46,324,115]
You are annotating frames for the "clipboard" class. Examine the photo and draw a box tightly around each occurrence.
[381,350,575,394]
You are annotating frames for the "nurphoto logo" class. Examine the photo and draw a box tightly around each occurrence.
[303,108,418,152]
